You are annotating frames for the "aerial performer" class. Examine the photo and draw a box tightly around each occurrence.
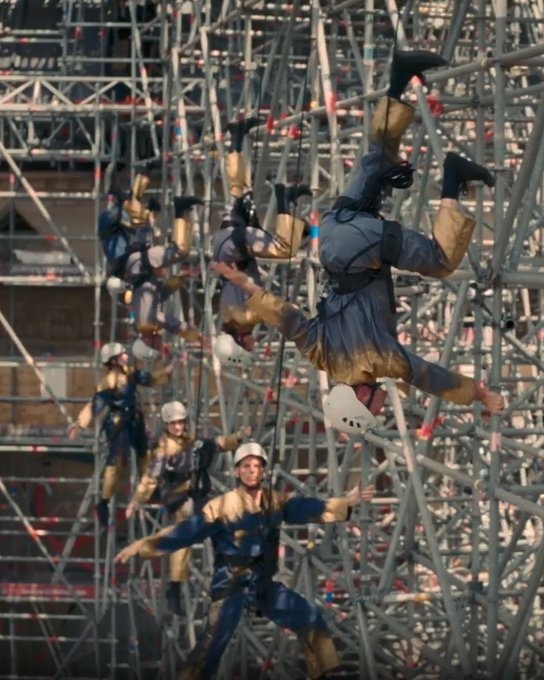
[68,342,174,527]
[212,49,505,433]
[125,399,251,616]
[212,117,311,365]
[98,163,202,358]
[116,441,374,678]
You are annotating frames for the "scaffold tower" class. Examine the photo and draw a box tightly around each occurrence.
[1,1,544,678]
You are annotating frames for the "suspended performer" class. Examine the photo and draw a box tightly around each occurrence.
[125,400,251,616]
[116,442,374,678]
[68,342,174,527]
[212,50,505,433]
[212,117,311,366]
[98,167,203,358]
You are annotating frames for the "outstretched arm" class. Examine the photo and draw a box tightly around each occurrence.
[115,512,221,564]
[211,261,261,296]
[282,484,374,525]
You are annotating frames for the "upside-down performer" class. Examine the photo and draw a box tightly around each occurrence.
[116,442,374,678]
[212,50,505,432]
[212,117,311,365]
[98,170,202,358]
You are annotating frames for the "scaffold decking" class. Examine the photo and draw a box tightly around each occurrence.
[1,1,544,679]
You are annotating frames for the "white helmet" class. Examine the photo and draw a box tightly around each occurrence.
[132,337,160,361]
[105,276,127,296]
[324,384,377,435]
[161,400,187,423]
[233,442,268,466]
[214,332,251,367]
[100,342,126,365]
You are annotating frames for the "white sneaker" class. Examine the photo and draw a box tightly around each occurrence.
[324,384,377,434]
[132,338,160,361]
[214,332,251,366]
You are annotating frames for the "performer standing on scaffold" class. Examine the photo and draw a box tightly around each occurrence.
[212,117,311,365]
[116,441,374,678]
[125,400,251,616]
[68,342,174,527]
[213,49,505,432]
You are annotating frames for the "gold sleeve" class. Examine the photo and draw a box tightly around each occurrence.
[320,497,350,523]
[163,274,187,293]
[216,433,239,451]
[440,374,477,406]
[76,400,94,429]
[137,525,177,559]
[150,368,171,387]
[134,442,165,503]
[76,375,110,429]
[246,289,295,328]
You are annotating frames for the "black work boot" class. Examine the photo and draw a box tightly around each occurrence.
[134,157,161,174]
[166,581,183,617]
[173,196,204,217]
[276,183,312,214]
[95,499,109,529]
[388,50,449,99]
[286,183,312,204]
[227,117,259,152]
[441,151,495,199]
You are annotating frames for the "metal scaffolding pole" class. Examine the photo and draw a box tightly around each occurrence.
[1,1,544,678]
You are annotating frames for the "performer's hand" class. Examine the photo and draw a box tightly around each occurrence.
[125,500,141,519]
[346,483,375,507]
[180,326,201,344]
[210,262,259,295]
[115,539,145,564]
[67,423,79,441]
[210,261,241,281]
[237,425,252,440]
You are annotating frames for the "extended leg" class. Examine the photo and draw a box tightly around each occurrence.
[260,581,339,679]
[178,594,245,680]
[338,50,448,213]
[396,152,495,278]
[225,117,258,198]
[172,196,203,256]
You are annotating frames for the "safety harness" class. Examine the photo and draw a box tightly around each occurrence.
[230,225,253,271]
[326,219,403,314]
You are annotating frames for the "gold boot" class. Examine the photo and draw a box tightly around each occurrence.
[370,96,415,160]
[132,173,150,200]
[123,196,147,226]
[102,460,122,499]
[274,213,305,258]
[432,206,476,277]
[226,151,250,198]
[172,218,193,256]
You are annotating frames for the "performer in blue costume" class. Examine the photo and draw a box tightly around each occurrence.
[212,50,505,432]
[212,118,311,365]
[126,400,250,615]
[98,170,202,355]
[116,442,374,678]
[68,342,174,526]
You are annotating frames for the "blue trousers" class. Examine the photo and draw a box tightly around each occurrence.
[180,580,338,679]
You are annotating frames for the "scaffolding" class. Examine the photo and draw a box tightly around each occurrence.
[1,0,544,678]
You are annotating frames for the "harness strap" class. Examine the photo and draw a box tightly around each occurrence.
[326,219,403,313]
[224,226,252,271]
[380,220,403,266]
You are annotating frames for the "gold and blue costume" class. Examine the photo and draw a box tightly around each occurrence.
[213,151,304,341]
[132,431,239,582]
[76,366,169,499]
[136,485,350,679]
[244,98,478,406]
